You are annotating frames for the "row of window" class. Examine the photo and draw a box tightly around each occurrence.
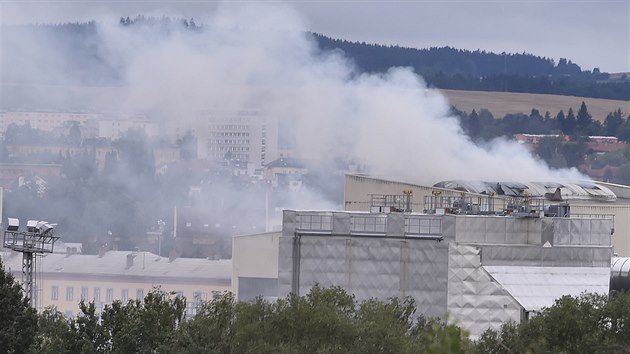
[210,132,251,137]
[51,286,144,303]
[212,153,250,160]
[210,146,250,152]
[50,286,214,305]
[209,124,250,130]
[208,139,250,145]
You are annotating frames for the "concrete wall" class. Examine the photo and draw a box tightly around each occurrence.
[232,232,281,300]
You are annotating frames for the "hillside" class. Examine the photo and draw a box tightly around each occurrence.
[313,33,630,100]
[440,89,630,122]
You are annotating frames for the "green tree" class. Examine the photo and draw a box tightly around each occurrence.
[604,109,624,136]
[0,258,38,354]
[173,291,237,353]
[556,110,566,133]
[29,308,72,354]
[535,136,565,168]
[565,108,577,135]
[467,109,481,140]
[576,101,593,132]
[99,288,186,353]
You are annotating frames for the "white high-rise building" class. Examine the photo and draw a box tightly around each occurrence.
[169,109,278,173]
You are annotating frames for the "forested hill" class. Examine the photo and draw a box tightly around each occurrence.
[2,19,628,100]
[313,33,630,100]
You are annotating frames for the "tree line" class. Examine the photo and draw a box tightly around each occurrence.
[3,258,630,353]
[4,19,628,100]
[457,102,629,142]
[313,33,630,100]
[456,102,630,181]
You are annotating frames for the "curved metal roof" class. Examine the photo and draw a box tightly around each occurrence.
[433,180,617,202]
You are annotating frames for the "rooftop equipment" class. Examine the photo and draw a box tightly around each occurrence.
[369,191,413,213]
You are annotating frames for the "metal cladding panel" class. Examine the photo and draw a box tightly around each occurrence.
[386,214,405,236]
[590,219,612,246]
[541,219,555,246]
[454,217,471,243]
[570,219,591,245]
[550,218,612,247]
[485,218,507,244]
[282,210,297,237]
[277,237,293,297]
[404,243,449,318]
[332,212,351,235]
[506,219,529,244]
[288,235,448,319]
[481,245,542,266]
[484,266,610,312]
[552,219,571,245]
[447,244,523,340]
[469,217,487,243]
[593,248,613,267]
[441,216,456,238]
[524,219,543,245]
[297,237,349,293]
[457,217,547,246]
[480,243,611,268]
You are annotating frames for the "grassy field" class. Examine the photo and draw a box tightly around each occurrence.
[440,89,630,122]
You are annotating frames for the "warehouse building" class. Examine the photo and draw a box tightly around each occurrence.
[233,206,612,338]
[344,174,630,256]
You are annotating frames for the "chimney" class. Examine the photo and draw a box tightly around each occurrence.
[126,254,135,269]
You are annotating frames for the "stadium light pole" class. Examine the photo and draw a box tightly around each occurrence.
[3,218,59,307]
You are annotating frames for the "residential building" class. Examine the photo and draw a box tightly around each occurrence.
[84,114,159,140]
[166,109,278,174]
[0,163,63,190]
[0,250,231,317]
[264,157,307,188]
[0,111,99,137]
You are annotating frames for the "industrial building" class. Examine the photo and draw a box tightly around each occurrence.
[344,174,630,256]
[233,209,612,338]
[233,175,617,338]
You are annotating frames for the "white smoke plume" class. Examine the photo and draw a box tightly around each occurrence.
[3,3,586,185]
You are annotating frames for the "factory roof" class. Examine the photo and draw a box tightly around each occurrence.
[346,174,622,203]
[484,266,610,311]
[434,180,617,202]
[1,250,231,285]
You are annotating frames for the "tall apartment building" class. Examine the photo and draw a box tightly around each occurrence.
[168,109,278,173]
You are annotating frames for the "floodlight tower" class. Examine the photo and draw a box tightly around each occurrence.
[3,218,59,306]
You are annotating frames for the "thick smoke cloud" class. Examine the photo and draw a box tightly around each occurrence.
[3,2,585,191]
[90,4,582,184]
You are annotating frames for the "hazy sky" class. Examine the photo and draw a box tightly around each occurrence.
[1,0,629,73]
